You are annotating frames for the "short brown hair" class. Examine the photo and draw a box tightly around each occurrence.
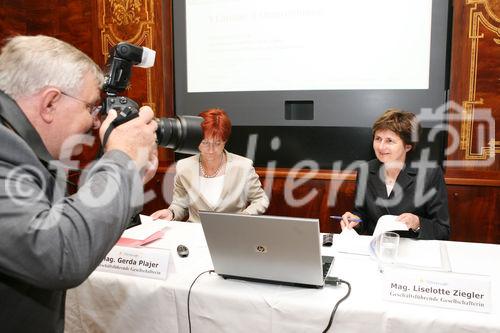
[372,109,420,151]
[199,108,232,142]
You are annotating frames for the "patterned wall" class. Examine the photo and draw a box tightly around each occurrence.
[447,0,500,176]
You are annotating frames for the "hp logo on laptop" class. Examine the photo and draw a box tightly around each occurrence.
[255,245,267,253]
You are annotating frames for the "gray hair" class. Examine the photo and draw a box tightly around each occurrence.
[0,35,104,99]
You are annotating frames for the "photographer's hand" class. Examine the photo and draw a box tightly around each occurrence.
[143,147,158,183]
[100,106,158,172]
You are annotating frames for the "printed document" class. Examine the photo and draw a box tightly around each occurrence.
[332,215,449,271]
[117,215,169,247]
[372,215,408,237]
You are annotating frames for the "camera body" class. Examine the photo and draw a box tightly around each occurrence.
[103,95,139,125]
[101,42,202,153]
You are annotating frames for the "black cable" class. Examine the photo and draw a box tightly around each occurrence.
[187,269,215,333]
[322,278,351,333]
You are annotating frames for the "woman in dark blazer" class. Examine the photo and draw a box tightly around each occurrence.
[341,109,450,240]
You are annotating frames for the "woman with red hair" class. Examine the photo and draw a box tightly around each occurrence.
[151,108,269,222]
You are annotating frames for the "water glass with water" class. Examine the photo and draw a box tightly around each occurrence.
[377,231,400,272]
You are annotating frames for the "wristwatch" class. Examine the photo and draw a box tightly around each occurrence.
[168,209,175,220]
[412,217,421,233]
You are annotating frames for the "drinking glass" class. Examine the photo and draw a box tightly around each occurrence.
[377,231,400,273]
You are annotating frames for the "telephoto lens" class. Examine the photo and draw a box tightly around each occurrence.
[155,115,203,154]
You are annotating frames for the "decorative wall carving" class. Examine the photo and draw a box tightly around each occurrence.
[109,0,142,25]
[462,0,500,160]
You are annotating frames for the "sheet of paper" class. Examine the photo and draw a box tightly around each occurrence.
[333,228,372,256]
[372,215,450,271]
[372,215,409,238]
[119,214,169,241]
[396,239,448,270]
[139,214,170,226]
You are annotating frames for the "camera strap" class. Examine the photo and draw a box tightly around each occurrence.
[98,108,140,157]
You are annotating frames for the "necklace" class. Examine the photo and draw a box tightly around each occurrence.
[200,154,225,178]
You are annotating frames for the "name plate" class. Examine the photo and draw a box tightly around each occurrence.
[97,245,170,280]
[382,268,491,313]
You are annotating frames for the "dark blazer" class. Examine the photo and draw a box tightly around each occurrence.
[353,159,450,240]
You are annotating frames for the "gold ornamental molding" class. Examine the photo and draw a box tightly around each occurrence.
[462,0,500,160]
[98,0,156,110]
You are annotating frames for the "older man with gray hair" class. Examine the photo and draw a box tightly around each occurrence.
[0,35,158,332]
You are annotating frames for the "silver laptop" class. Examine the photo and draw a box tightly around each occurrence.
[199,211,334,288]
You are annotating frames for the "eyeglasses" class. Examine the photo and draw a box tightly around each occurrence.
[200,140,224,148]
[60,91,102,117]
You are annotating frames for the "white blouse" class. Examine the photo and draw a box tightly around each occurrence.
[200,175,225,207]
[386,183,394,196]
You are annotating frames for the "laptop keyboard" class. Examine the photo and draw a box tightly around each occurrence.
[322,256,334,279]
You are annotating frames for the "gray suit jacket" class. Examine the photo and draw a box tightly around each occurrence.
[0,90,144,332]
[168,152,269,222]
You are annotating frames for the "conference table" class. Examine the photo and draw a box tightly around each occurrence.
[65,221,500,333]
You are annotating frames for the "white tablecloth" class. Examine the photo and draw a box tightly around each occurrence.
[65,222,500,333]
